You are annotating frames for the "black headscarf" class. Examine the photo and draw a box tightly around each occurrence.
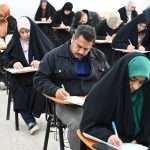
[70,9,91,34]
[80,53,150,146]
[112,14,150,49]
[52,2,74,26]
[34,1,56,21]
[2,16,54,67]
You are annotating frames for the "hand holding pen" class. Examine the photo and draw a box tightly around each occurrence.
[55,84,70,100]
[107,121,122,147]
[30,56,40,69]
[105,32,112,42]
[127,39,135,51]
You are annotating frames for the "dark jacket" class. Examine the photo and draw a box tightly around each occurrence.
[80,53,150,147]
[118,6,138,23]
[34,41,109,97]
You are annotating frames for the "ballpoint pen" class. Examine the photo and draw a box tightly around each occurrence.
[128,39,132,45]
[112,121,118,137]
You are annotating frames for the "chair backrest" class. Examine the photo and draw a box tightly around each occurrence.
[76,129,96,150]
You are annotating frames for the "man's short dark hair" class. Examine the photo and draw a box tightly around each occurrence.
[74,25,96,42]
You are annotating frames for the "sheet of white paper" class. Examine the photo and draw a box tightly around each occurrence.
[113,48,150,53]
[83,132,148,150]
[64,96,85,106]
[119,143,148,150]
[5,66,38,74]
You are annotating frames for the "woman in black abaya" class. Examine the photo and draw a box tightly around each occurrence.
[2,17,54,134]
[80,53,150,149]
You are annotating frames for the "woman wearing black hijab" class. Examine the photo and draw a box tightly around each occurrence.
[112,13,150,52]
[35,0,56,22]
[80,53,150,149]
[34,0,56,46]
[70,9,92,34]
[52,2,74,46]
[2,17,54,134]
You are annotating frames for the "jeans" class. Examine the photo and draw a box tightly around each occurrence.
[20,112,36,126]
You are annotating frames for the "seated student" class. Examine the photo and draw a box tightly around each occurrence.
[112,13,150,53]
[118,0,138,23]
[52,2,74,46]
[70,9,92,34]
[0,16,13,89]
[0,4,17,34]
[34,0,56,22]
[88,11,102,29]
[34,0,57,46]
[2,17,54,135]
[80,53,150,149]
[34,25,109,150]
[95,11,124,65]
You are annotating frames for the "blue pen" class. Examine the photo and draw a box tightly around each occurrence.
[106,32,110,36]
[112,121,118,137]
[128,39,132,45]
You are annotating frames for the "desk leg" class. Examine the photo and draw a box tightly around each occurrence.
[43,115,52,150]
[15,112,19,130]
[58,119,64,150]
[6,89,12,120]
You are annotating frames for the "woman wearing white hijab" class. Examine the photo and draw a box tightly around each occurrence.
[2,17,54,134]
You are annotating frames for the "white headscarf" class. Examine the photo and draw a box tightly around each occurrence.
[17,17,31,31]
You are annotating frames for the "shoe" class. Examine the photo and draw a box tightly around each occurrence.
[0,82,7,90]
[28,122,39,135]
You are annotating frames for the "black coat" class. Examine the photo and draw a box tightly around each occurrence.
[34,41,109,97]
[34,1,56,21]
[80,53,150,147]
[118,6,138,23]
[2,17,53,116]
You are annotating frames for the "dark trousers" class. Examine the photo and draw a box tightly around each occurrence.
[20,112,36,126]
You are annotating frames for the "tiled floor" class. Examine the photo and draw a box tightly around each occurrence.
[0,90,69,150]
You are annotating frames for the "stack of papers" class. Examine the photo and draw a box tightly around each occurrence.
[64,96,85,106]
[5,67,38,74]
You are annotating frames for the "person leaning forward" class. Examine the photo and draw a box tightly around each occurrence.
[34,25,109,150]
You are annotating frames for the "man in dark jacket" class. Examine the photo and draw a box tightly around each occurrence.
[34,25,109,150]
[118,1,138,23]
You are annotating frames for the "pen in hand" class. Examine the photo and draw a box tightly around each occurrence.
[61,84,65,90]
[128,39,132,45]
[112,121,118,137]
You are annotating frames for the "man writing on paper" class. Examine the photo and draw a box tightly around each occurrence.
[34,25,109,150]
